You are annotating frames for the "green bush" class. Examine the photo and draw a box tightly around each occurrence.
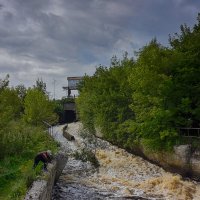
[73,148,99,168]
[23,88,58,126]
[0,76,59,199]
[0,120,58,160]
[77,15,200,152]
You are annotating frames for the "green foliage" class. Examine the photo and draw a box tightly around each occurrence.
[77,55,135,143]
[0,88,22,125]
[77,15,200,152]
[0,74,9,90]
[128,39,179,149]
[15,84,27,101]
[53,98,75,123]
[61,97,75,103]
[23,88,58,125]
[73,147,99,168]
[53,100,64,123]
[0,124,58,199]
[0,120,57,158]
[0,76,59,199]
[0,152,54,200]
[33,78,47,95]
[168,17,200,128]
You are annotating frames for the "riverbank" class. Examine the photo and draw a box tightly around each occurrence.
[24,151,67,200]
[0,127,58,200]
[128,143,200,180]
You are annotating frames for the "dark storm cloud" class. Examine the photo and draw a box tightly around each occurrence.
[0,0,199,98]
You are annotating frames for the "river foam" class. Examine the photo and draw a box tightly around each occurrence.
[52,123,200,200]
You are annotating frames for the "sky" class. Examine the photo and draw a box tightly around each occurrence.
[0,0,199,99]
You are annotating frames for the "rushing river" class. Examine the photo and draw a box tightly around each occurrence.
[52,123,200,200]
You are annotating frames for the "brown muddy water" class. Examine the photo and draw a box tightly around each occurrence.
[52,123,200,200]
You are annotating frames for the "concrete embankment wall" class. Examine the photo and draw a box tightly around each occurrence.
[96,128,200,178]
[128,144,200,179]
[24,151,68,200]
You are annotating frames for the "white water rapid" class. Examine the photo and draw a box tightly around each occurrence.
[51,122,200,200]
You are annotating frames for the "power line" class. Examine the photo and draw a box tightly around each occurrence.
[53,79,56,100]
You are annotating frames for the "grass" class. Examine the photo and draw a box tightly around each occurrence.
[0,127,59,200]
[0,157,30,200]
[0,153,57,200]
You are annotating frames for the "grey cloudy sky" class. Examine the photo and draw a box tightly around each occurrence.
[0,0,199,98]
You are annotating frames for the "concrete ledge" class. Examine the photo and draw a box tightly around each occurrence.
[63,131,75,141]
[62,124,75,141]
[130,144,200,178]
[24,151,68,200]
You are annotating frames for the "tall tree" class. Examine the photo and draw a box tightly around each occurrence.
[23,88,57,125]
[33,78,47,95]
[15,84,27,100]
[0,74,9,91]
[0,88,22,129]
[128,39,177,150]
[169,15,200,127]
[77,55,135,144]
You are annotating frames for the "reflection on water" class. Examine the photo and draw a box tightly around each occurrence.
[52,123,200,200]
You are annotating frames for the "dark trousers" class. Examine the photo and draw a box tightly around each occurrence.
[33,154,48,170]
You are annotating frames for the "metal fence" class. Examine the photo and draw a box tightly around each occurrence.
[179,128,200,138]
[43,121,53,136]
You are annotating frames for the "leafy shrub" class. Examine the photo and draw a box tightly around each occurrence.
[73,148,99,168]
[23,88,58,126]
[77,16,200,152]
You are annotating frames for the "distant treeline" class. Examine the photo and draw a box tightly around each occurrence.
[0,77,58,159]
[77,15,200,151]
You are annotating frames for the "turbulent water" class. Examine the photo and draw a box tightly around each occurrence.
[52,123,200,200]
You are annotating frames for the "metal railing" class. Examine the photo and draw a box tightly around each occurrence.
[43,121,53,136]
[179,128,200,138]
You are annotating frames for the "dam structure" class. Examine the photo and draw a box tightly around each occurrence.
[62,76,82,123]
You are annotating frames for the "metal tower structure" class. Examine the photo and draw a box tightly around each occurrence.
[63,76,82,97]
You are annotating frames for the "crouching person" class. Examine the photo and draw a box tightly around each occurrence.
[33,150,53,171]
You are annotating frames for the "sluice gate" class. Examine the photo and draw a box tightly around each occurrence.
[63,102,78,123]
